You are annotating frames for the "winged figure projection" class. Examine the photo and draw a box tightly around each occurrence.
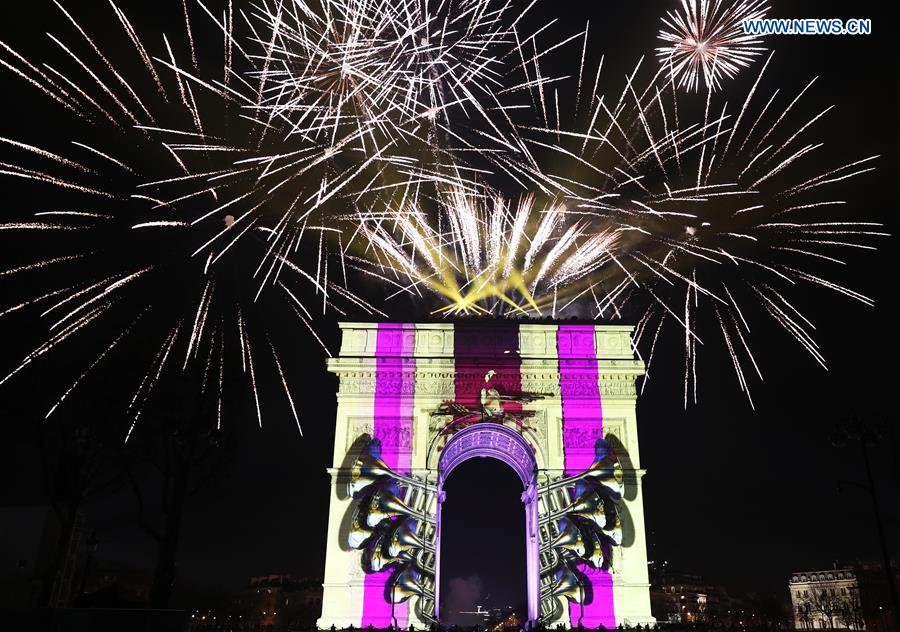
[431,369,546,436]
[539,438,625,624]
[343,436,625,626]
[345,440,438,623]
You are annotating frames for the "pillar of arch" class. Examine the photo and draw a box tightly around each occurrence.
[317,322,655,629]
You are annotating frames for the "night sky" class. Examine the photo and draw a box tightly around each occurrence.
[0,0,898,616]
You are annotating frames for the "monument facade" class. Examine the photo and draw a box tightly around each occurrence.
[318,322,654,628]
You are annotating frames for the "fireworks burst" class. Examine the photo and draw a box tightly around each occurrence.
[0,0,888,419]
[246,0,521,136]
[657,0,769,92]
[515,52,884,406]
[0,0,559,435]
[0,0,419,438]
[353,187,619,316]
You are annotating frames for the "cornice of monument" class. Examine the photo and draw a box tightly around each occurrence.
[329,367,640,398]
[326,358,645,373]
[333,321,641,363]
[337,320,637,330]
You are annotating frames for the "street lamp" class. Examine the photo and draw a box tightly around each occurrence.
[830,420,899,629]
[78,531,100,597]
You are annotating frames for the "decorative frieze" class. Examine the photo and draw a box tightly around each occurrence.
[347,417,414,452]
[561,424,606,450]
[335,370,639,398]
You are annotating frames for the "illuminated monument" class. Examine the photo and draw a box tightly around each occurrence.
[318,322,655,628]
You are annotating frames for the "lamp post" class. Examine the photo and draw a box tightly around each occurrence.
[830,420,899,629]
[78,531,100,598]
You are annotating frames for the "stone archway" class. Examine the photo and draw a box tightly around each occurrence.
[318,322,656,630]
[434,424,540,625]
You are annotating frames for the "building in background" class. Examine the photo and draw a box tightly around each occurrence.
[187,574,323,632]
[456,605,519,629]
[790,565,899,632]
[790,568,864,629]
[650,567,790,628]
[237,574,322,631]
[651,572,718,624]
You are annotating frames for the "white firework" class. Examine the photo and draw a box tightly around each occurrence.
[352,187,620,316]
[248,0,521,135]
[0,0,553,437]
[516,53,885,407]
[657,0,769,92]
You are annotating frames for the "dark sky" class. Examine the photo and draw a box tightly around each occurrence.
[0,0,897,611]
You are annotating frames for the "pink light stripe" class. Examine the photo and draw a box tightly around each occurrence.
[558,324,616,629]
[361,323,416,628]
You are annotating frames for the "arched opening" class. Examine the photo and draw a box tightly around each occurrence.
[433,424,540,626]
[438,458,527,626]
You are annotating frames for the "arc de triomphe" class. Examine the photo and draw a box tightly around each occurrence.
[318,321,655,629]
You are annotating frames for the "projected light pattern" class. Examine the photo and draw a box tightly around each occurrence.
[347,439,436,627]
[364,323,419,628]
[334,322,641,628]
[558,324,616,628]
